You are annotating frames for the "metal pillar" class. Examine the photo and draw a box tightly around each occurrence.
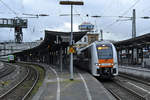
[133,48,137,64]
[131,48,134,64]
[141,48,144,67]
[11,46,13,54]
[49,51,52,64]
[137,48,139,64]
[59,1,83,80]
[70,4,74,80]
[38,52,41,63]
[52,51,54,64]
[60,47,63,72]
[126,49,129,65]
[117,50,119,64]
[15,27,23,43]
[120,50,123,65]
[4,43,6,55]
[100,30,103,41]
[132,9,136,38]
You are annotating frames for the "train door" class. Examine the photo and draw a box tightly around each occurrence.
[81,48,91,72]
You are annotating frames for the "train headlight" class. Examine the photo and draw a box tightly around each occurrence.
[95,63,101,66]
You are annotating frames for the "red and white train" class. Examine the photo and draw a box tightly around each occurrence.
[75,41,118,78]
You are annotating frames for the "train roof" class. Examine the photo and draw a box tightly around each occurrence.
[95,41,112,45]
[77,41,113,53]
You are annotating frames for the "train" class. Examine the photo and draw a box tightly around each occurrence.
[0,55,15,63]
[75,41,118,79]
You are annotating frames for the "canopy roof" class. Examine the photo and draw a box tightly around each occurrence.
[15,30,87,55]
[114,33,150,49]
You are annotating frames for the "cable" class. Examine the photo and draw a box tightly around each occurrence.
[103,0,141,30]
[115,0,141,23]
[121,0,141,16]
[137,0,150,15]
[91,0,115,30]
[101,0,117,16]
[74,6,84,22]
[0,0,18,16]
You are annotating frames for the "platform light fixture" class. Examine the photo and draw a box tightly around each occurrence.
[60,1,84,81]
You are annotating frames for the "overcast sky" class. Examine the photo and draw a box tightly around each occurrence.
[0,0,150,42]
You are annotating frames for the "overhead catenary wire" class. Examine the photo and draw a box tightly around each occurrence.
[89,0,120,32]
[117,0,141,21]
[0,0,18,16]
[73,6,84,22]
[100,0,117,17]
[82,0,137,32]
[103,0,141,29]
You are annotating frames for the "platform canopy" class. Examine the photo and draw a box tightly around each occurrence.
[114,33,150,50]
[44,30,87,43]
[15,30,87,54]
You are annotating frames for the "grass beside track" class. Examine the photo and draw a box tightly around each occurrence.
[29,64,45,99]
[17,62,45,100]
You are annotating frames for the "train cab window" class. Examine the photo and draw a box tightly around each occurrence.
[97,44,113,59]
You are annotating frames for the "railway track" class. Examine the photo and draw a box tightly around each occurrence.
[119,73,150,86]
[0,63,16,79]
[118,73,150,99]
[102,79,146,100]
[0,65,39,100]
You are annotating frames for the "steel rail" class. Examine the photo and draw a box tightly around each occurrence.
[105,87,122,100]
[114,80,146,100]
[119,73,150,86]
[0,64,15,79]
[22,66,39,100]
[0,67,30,98]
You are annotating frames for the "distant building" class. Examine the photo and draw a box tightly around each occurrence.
[76,32,99,48]
[0,39,42,56]
[79,22,94,32]
[76,22,99,49]
[87,33,99,44]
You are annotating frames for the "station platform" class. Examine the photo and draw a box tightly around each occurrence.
[0,62,4,69]
[119,65,150,80]
[119,64,150,70]
[32,63,115,100]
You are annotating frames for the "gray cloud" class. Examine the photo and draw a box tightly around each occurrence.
[0,0,150,42]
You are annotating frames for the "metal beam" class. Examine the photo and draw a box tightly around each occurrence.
[0,18,27,28]
[60,1,84,5]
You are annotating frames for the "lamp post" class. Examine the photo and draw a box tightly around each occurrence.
[60,1,84,80]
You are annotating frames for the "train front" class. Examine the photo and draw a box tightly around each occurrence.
[95,43,118,78]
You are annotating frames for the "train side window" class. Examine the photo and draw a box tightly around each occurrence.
[84,49,91,60]
[88,48,91,59]
[84,49,88,58]
[79,52,85,59]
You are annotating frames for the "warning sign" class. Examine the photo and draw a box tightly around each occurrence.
[69,46,75,53]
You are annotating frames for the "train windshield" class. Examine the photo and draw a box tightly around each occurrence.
[96,44,113,59]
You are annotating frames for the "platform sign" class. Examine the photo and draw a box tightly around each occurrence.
[69,46,75,53]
